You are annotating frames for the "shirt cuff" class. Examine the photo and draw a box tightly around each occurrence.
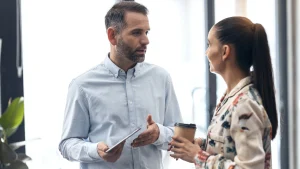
[152,123,166,146]
[87,142,101,160]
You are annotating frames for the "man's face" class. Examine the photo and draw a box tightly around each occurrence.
[116,12,150,63]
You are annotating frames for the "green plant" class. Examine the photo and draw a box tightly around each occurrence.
[0,97,31,169]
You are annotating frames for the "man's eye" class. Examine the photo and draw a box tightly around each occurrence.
[133,32,141,35]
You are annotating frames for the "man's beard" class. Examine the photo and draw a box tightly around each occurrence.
[116,38,145,63]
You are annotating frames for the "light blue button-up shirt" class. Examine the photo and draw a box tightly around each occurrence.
[59,55,183,169]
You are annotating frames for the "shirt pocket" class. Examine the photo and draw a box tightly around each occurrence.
[206,132,225,155]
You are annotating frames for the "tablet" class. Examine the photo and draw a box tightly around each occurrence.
[105,127,141,153]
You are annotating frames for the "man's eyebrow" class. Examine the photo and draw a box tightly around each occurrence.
[130,28,150,31]
[131,28,143,31]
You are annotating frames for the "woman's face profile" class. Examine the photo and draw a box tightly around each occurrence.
[206,27,224,74]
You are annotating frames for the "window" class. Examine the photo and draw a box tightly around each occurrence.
[23,0,207,168]
[136,0,206,168]
[22,1,115,168]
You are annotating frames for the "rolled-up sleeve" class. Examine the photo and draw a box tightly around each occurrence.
[59,80,103,163]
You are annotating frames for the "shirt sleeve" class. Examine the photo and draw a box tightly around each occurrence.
[152,74,183,150]
[59,80,103,163]
[194,97,268,169]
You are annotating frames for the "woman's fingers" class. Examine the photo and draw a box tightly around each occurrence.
[172,136,189,143]
[170,147,183,154]
[169,140,184,148]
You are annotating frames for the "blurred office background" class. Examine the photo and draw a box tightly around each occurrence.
[0,0,299,168]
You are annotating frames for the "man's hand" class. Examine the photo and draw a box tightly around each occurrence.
[97,141,125,163]
[131,115,159,147]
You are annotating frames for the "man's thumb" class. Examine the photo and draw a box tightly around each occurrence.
[147,114,154,125]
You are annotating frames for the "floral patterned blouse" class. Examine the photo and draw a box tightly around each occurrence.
[194,76,272,169]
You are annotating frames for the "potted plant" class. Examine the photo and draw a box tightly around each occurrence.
[0,97,31,169]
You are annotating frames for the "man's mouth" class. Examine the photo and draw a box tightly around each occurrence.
[135,49,146,55]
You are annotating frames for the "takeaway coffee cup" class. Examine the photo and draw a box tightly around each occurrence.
[174,123,196,142]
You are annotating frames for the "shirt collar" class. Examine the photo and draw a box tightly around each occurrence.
[226,76,252,98]
[103,53,142,78]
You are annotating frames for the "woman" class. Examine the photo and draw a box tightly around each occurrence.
[169,16,278,169]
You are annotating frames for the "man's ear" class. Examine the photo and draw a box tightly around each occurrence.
[222,44,231,61]
[107,27,118,45]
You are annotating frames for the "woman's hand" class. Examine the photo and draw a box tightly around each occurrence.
[169,136,201,163]
[194,138,203,147]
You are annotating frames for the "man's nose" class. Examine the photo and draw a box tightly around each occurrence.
[141,35,149,45]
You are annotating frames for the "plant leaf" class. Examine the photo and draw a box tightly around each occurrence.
[0,142,17,163]
[0,97,24,132]
[4,160,28,169]
[0,125,3,139]
[5,127,18,139]
[9,138,41,151]
[17,153,31,162]
[1,127,8,144]
[8,140,26,151]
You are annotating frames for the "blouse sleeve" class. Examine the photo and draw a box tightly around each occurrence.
[194,97,270,169]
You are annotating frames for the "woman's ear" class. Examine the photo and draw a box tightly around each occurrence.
[107,27,117,45]
[222,44,231,61]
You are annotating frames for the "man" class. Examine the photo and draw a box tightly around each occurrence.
[59,1,182,169]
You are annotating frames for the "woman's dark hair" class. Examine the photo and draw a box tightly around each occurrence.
[214,16,278,139]
[105,1,148,33]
